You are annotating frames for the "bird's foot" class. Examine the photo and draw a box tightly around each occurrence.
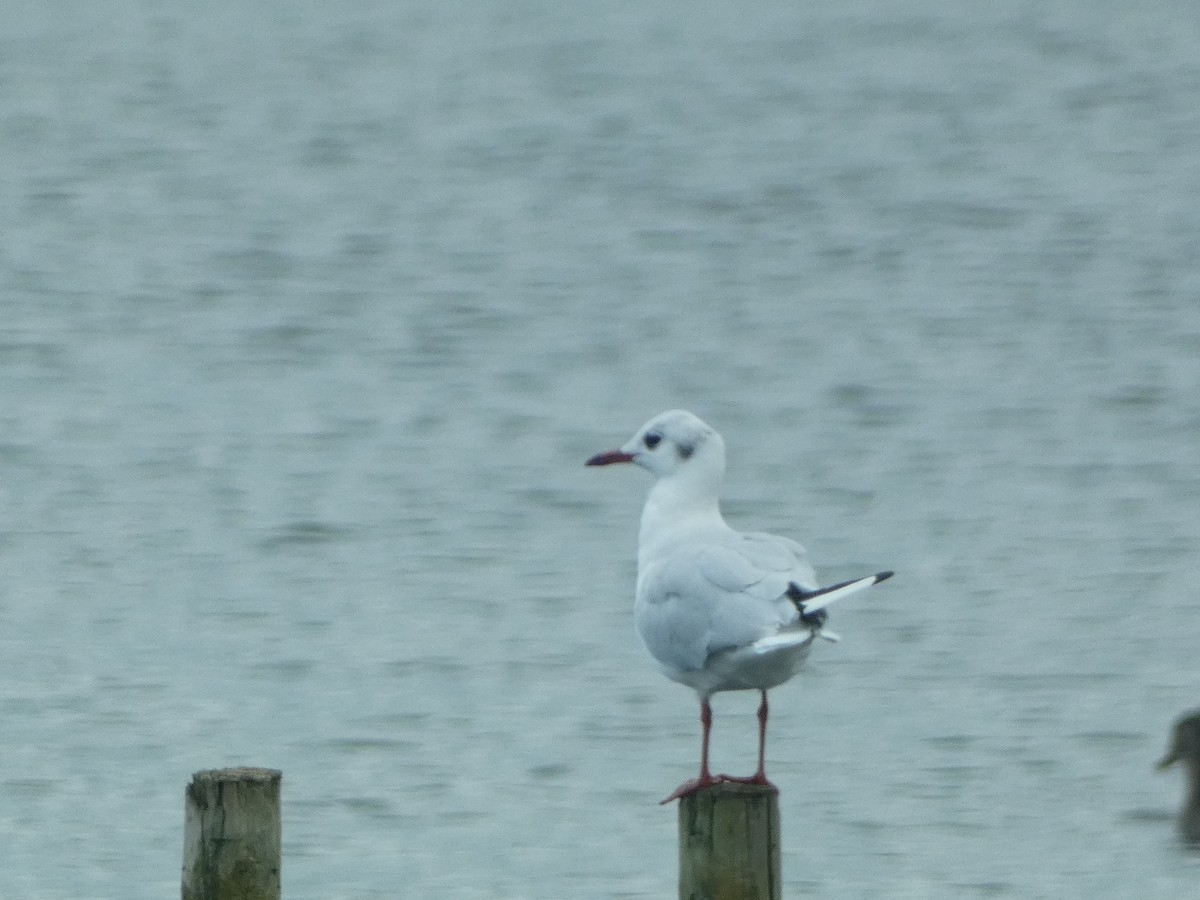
[658,772,778,804]
[720,772,778,791]
[659,772,724,804]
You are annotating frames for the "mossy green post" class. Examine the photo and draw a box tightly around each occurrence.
[182,767,282,900]
[678,782,781,900]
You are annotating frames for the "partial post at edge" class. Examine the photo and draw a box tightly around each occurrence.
[678,781,781,900]
[182,767,282,900]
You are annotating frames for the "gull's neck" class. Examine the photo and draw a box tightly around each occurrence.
[637,467,726,562]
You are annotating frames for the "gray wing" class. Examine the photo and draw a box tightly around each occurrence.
[634,532,817,672]
[720,531,818,594]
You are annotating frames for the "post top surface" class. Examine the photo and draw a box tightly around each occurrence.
[190,767,282,783]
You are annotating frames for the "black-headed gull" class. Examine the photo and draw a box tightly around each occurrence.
[1158,710,1200,845]
[586,409,892,803]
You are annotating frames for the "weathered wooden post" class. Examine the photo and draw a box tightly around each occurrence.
[182,767,282,900]
[678,782,781,900]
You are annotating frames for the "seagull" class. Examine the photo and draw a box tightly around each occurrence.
[1158,709,1200,846]
[586,409,892,803]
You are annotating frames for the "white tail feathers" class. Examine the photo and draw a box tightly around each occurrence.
[750,631,815,655]
[793,570,894,616]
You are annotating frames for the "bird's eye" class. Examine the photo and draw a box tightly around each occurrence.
[643,432,662,449]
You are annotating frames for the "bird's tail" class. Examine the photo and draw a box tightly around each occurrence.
[787,570,894,618]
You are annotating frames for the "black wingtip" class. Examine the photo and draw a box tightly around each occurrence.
[876,570,894,583]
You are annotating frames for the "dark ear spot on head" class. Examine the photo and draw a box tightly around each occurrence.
[677,442,694,460]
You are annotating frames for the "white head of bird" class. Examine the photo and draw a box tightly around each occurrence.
[586,410,729,553]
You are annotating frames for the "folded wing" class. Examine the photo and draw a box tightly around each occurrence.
[635,531,820,672]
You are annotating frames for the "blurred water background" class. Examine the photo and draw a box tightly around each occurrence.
[3,1,1200,897]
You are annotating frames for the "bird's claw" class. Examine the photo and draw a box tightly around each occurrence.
[659,772,778,804]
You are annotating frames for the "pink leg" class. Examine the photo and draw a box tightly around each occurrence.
[725,690,776,788]
[660,697,721,804]
[754,690,769,782]
[699,697,714,782]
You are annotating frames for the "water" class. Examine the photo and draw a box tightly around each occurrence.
[2,2,1199,897]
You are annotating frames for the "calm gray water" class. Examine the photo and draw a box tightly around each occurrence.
[3,2,1199,897]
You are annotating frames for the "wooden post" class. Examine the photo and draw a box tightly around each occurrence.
[678,782,781,900]
[182,767,282,900]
